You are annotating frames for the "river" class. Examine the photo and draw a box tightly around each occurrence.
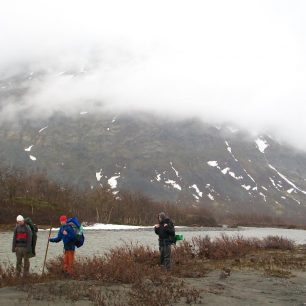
[1,225,306,273]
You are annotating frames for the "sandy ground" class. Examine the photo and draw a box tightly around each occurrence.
[184,270,306,306]
[1,269,306,305]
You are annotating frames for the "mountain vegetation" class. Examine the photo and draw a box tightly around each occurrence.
[0,166,217,226]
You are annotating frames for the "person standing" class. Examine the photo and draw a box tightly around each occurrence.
[49,215,76,276]
[154,212,175,270]
[12,215,33,276]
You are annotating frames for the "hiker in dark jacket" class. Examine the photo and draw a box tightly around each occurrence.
[154,212,175,270]
[12,215,33,276]
[49,215,76,275]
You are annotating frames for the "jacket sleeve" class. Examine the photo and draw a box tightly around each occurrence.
[26,225,33,252]
[12,227,17,252]
[154,226,160,235]
[50,228,63,243]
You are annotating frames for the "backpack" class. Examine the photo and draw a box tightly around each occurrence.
[167,220,177,245]
[24,217,38,257]
[67,217,85,248]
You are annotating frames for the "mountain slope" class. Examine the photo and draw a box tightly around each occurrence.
[1,73,306,221]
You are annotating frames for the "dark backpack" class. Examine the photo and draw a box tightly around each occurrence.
[167,220,177,245]
[67,217,85,248]
[24,217,38,257]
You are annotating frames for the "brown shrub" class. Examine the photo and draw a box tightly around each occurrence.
[1,235,296,290]
[0,263,47,288]
[262,236,295,250]
[173,234,294,261]
[0,263,16,287]
[47,244,161,284]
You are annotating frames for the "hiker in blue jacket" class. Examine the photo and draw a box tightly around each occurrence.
[49,215,76,275]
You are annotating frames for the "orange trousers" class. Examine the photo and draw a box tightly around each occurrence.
[63,250,75,274]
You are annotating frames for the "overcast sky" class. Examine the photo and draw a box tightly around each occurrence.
[0,0,306,150]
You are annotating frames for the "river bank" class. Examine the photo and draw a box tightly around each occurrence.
[1,269,306,305]
[2,226,306,273]
[1,235,306,305]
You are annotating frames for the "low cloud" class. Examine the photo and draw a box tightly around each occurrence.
[1,0,306,150]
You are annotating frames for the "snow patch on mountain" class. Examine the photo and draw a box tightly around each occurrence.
[192,194,199,201]
[96,169,103,182]
[170,162,180,178]
[108,174,120,189]
[189,184,203,198]
[205,184,219,199]
[229,171,243,180]
[208,193,214,201]
[259,192,267,202]
[225,141,238,162]
[269,177,281,191]
[38,126,48,133]
[224,140,257,188]
[24,145,34,152]
[29,155,36,161]
[245,172,256,184]
[207,161,218,167]
[241,185,251,191]
[269,164,306,195]
[165,179,182,190]
[292,197,301,205]
[255,138,269,153]
[221,167,230,175]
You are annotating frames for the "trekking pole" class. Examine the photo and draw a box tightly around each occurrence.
[42,225,52,275]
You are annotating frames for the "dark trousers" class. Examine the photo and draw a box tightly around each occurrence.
[159,241,171,270]
[15,247,30,275]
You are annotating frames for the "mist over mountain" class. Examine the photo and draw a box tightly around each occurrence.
[1,0,306,150]
[1,1,306,224]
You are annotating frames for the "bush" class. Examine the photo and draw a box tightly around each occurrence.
[173,234,295,261]
[262,236,295,250]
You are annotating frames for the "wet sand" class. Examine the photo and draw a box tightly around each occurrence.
[1,269,306,305]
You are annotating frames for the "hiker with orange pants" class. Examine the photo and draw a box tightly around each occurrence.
[49,215,76,276]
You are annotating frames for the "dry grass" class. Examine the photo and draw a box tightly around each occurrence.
[0,263,50,288]
[0,235,301,305]
[172,234,294,262]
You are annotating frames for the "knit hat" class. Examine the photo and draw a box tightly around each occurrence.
[16,215,24,222]
[158,212,167,221]
[59,215,67,222]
